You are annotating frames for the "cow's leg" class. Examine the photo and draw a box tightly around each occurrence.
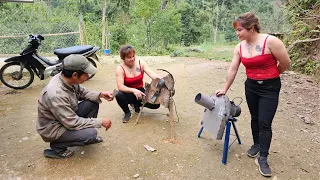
[168,97,176,142]
[134,105,145,124]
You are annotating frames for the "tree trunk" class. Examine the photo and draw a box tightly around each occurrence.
[213,1,219,43]
[102,0,107,50]
[163,39,168,49]
[213,0,225,44]
[146,19,152,53]
[161,0,168,9]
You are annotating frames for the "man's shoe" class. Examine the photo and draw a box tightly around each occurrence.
[122,112,132,123]
[247,144,260,158]
[255,156,272,177]
[43,149,74,159]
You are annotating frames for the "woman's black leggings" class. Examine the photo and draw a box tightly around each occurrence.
[115,87,145,113]
[115,87,161,113]
[245,77,281,157]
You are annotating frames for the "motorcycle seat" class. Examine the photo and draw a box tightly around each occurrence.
[54,45,93,57]
[41,57,62,66]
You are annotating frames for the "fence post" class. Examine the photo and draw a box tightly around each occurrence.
[79,14,86,45]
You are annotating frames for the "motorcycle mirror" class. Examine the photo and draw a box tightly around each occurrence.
[37,35,44,41]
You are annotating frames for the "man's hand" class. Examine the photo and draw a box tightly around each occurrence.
[100,91,114,101]
[102,118,112,131]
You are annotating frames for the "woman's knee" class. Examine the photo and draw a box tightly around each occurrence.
[259,119,272,131]
[115,91,126,100]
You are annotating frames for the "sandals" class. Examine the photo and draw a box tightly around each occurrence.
[43,149,74,159]
[92,136,103,144]
[43,136,103,159]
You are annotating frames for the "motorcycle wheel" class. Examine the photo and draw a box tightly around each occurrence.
[87,58,97,80]
[0,62,34,89]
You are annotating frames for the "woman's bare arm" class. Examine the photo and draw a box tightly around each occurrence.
[115,66,134,93]
[141,60,161,79]
[268,36,291,74]
[115,66,145,99]
[216,43,241,95]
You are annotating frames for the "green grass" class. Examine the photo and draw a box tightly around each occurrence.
[170,42,235,62]
[99,42,235,62]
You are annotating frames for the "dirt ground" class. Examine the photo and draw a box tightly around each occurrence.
[0,56,319,180]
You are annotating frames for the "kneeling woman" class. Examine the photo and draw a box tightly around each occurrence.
[115,45,160,123]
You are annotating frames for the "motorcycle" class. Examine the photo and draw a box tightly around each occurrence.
[0,34,100,89]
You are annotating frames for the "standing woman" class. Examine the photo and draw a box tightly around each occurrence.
[115,45,160,123]
[216,12,291,177]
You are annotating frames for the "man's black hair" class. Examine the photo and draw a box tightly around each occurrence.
[62,69,85,78]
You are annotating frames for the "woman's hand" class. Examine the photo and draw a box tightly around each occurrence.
[133,89,146,100]
[215,89,226,96]
[154,75,162,80]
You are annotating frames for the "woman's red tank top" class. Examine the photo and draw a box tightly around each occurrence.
[120,61,144,88]
[240,35,280,80]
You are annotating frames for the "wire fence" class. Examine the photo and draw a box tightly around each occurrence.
[0,33,81,55]
[0,21,82,55]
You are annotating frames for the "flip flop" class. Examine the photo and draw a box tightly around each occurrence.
[92,136,103,144]
[43,149,74,159]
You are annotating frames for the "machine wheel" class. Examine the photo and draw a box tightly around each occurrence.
[0,62,34,89]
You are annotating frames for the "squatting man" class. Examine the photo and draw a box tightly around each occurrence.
[37,54,113,159]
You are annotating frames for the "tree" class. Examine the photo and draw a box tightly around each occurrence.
[151,4,183,49]
[284,0,320,75]
[135,0,162,52]
[179,2,210,46]
[102,0,107,50]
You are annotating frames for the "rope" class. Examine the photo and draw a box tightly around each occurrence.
[231,97,243,106]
